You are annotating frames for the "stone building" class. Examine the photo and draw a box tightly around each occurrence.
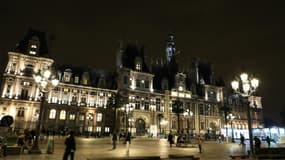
[0,30,263,138]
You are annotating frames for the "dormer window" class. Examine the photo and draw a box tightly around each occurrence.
[63,69,72,82]
[29,51,36,55]
[136,63,141,71]
[28,36,40,55]
[134,57,142,71]
[31,45,37,49]
[74,76,79,84]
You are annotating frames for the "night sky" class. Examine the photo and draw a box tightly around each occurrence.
[0,0,284,125]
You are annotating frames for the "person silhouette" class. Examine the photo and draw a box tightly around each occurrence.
[63,131,76,160]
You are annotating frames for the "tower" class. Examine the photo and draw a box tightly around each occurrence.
[166,33,176,63]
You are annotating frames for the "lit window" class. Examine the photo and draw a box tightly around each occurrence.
[97,113,102,122]
[79,114,85,121]
[51,96,58,103]
[63,88,69,92]
[49,109,56,119]
[69,114,75,120]
[105,127,110,133]
[96,126,101,132]
[29,51,36,55]
[31,45,37,49]
[136,63,141,71]
[74,77,79,84]
[83,79,88,85]
[73,89,78,93]
[59,110,66,120]
[23,81,30,86]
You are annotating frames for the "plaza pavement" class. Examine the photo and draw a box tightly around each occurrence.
[2,136,284,160]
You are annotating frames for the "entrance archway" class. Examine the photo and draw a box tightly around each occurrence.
[135,118,146,136]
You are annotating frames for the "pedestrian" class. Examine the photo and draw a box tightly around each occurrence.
[240,134,245,146]
[167,132,174,147]
[254,136,261,152]
[197,135,203,153]
[218,134,222,143]
[63,131,76,160]
[112,133,117,149]
[266,136,271,148]
[125,132,131,152]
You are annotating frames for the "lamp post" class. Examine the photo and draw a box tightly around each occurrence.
[87,113,93,138]
[29,69,59,154]
[231,73,259,156]
[183,109,193,133]
[227,113,235,142]
[122,104,133,134]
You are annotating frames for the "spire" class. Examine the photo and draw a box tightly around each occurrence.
[166,32,176,63]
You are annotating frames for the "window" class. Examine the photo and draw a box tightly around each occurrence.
[135,97,140,110]
[73,89,78,93]
[98,98,104,107]
[97,113,102,122]
[64,75,71,82]
[96,126,101,132]
[59,110,66,120]
[136,79,140,88]
[105,127,110,133]
[23,81,30,86]
[51,96,58,103]
[49,109,56,119]
[79,114,85,121]
[29,51,36,55]
[136,63,141,71]
[69,114,75,120]
[83,79,88,85]
[199,104,204,115]
[74,77,79,84]
[145,98,149,110]
[17,107,25,117]
[145,80,149,89]
[156,98,161,111]
[63,88,69,93]
[80,97,86,106]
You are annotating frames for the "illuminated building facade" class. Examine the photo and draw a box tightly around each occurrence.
[0,30,263,137]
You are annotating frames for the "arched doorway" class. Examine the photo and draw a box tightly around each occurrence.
[135,118,146,136]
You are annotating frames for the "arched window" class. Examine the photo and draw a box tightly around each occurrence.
[49,109,56,119]
[59,110,66,120]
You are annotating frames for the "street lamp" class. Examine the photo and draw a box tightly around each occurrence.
[231,72,259,155]
[29,69,59,154]
[183,109,193,133]
[87,113,93,138]
[227,113,235,142]
[122,104,133,134]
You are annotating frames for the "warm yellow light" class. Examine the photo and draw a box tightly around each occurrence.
[240,73,248,82]
[41,80,48,88]
[251,78,259,89]
[51,79,59,86]
[34,75,42,83]
[242,83,250,93]
[231,80,239,91]
[43,70,51,79]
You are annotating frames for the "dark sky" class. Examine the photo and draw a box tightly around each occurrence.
[0,0,285,125]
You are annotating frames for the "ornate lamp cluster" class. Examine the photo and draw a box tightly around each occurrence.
[34,69,59,93]
[231,73,259,97]
[231,72,259,155]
